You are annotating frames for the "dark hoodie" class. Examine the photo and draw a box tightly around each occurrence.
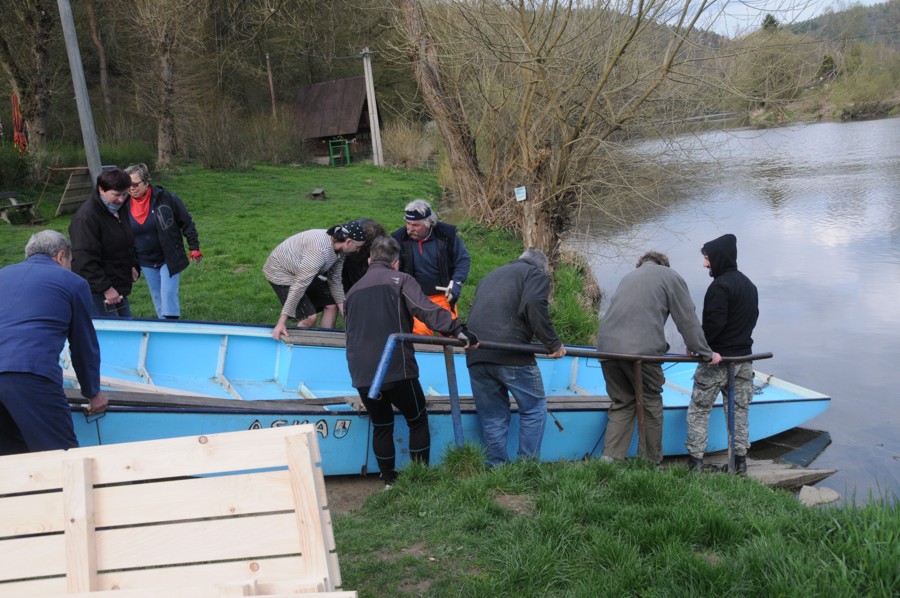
[701,234,759,356]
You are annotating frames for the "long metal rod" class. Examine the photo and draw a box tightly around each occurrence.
[366,335,772,454]
[633,360,645,459]
[442,346,464,446]
[727,364,737,474]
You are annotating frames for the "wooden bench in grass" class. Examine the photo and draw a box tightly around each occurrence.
[0,426,354,597]
[308,188,326,200]
[0,191,38,225]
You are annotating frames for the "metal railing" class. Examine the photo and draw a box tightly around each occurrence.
[368,333,772,473]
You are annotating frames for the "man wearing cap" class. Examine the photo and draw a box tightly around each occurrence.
[263,221,367,340]
[391,199,471,335]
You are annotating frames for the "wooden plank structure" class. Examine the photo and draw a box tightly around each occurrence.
[0,426,354,597]
[52,167,97,216]
[43,166,116,217]
[0,191,38,225]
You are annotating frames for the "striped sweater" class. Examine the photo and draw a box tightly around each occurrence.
[263,230,345,318]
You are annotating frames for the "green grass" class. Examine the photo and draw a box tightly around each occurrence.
[0,162,597,342]
[336,452,900,597]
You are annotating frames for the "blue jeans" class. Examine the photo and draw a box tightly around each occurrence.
[468,362,547,466]
[142,264,181,318]
[90,293,132,318]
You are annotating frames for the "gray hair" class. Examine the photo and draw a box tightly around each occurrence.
[519,247,550,274]
[124,163,152,184]
[25,230,71,259]
[369,236,400,265]
[636,251,670,268]
[404,199,438,227]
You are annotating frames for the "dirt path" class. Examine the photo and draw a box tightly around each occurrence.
[325,475,385,515]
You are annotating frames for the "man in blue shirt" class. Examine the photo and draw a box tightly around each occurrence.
[0,230,107,455]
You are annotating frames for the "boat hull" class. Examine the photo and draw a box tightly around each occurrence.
[65,319,831,474]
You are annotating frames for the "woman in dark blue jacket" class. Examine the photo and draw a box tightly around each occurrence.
[125,163,202,319]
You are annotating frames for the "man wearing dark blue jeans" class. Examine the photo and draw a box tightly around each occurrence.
[466,248,566,466]
[0,230,107,455]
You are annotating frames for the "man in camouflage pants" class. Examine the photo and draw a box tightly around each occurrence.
[686,234,759,475]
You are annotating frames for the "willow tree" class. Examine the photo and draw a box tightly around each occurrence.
[396,0,724,265]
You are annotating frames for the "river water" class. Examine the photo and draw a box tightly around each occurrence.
[573,118,900,504]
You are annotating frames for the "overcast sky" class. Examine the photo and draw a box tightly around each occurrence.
[704,0,887,37]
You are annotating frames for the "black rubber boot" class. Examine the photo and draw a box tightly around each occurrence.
[687,455,704,472]
[734,455,748,476]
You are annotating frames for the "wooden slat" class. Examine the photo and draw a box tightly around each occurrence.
[286,433,335,590]
[0,491,63,537]
[94,513,304,571]
[63,458,98,593]
[93,470,294,528]
[0,427,313,493]
[40,583,251,598]
[93,557,305,593]
[0,533,66,580]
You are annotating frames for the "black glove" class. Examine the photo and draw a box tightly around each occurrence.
[457,326,478,348]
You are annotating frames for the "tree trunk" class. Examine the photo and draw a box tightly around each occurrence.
[398,0,487,210]
[85,0,113,122]
[156,31,176,167]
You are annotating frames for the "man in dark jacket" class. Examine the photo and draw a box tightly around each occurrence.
[686,234,759,474]
[391,199,470,335]
[345,236,474,487]
[465,248,566,466]
[69,168,140,317]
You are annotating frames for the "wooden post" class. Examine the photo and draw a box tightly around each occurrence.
[361,48,384,167]
[266,53,277,122]
[57,0,102,183]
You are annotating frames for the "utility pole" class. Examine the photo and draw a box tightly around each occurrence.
[58,0,102,182]
[266,53,277,121]
[361,48,384,167]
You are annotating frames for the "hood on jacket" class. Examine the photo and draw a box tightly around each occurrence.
[702,233,738,278]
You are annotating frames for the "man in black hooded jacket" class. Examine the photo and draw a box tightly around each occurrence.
[685,233,759,474]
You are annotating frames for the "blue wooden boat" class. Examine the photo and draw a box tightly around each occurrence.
[62,319,831,475]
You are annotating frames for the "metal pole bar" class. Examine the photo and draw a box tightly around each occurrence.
[367,335,401,399]
[727,364,736,474]
[443,346,464,446]
[633,360,645,459]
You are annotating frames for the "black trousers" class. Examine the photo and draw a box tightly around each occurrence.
[358,378,430,480]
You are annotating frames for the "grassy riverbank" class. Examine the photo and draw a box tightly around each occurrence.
[0,163,597,343]
[337,447,900,596]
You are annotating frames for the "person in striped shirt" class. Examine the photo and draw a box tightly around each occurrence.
[264,221,367,340]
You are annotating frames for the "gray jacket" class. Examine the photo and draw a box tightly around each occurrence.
[466,257,563,367]
[596,263,712,359]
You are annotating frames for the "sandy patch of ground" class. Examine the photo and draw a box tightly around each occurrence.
[325,474,385,514]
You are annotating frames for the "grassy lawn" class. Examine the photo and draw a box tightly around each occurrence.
[337,447,900,597]
[0,162,596,342]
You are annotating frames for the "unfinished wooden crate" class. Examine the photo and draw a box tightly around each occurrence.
[0,426,353,597]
